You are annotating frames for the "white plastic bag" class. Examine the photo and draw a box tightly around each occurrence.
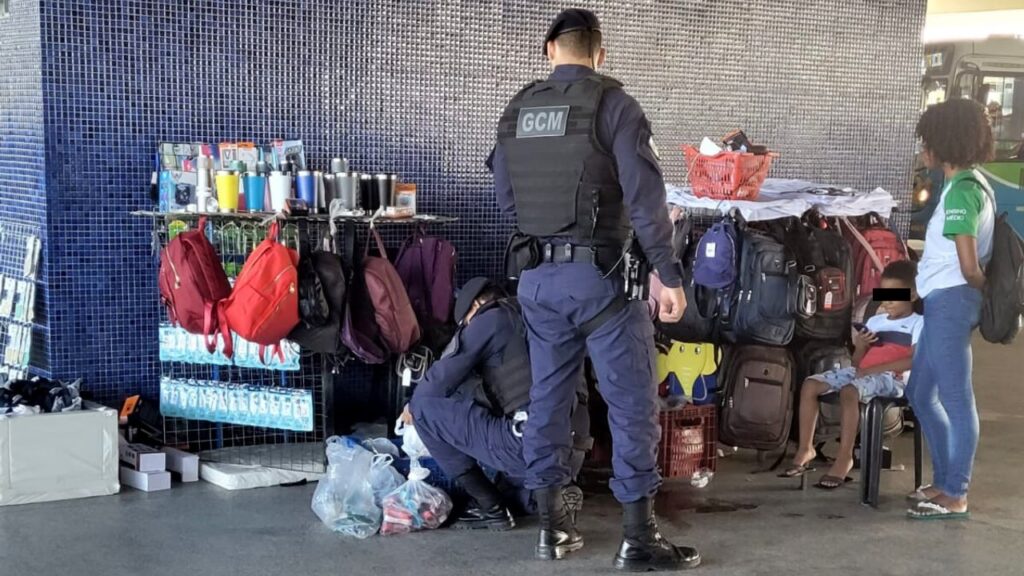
[394,417,431,460]
[361,436,401,459]
[367,453,404,506]
[311,436,381,538]
[380,464,453,535]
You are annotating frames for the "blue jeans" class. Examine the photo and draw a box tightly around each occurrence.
[906,284,982,498]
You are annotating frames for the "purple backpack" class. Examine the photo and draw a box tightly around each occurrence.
[693,218,738,289]
[395,229,457,326]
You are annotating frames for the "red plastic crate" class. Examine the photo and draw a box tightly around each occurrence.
[658,404,717,479]
[682,145,775,201]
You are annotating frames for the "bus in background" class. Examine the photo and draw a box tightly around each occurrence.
[910,37,1024,242]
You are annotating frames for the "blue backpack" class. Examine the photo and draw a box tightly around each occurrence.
[693,218,738,289]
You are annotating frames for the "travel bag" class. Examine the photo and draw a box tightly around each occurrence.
[980,212,1024,344]
[288,234,348,355]
[784,214,854,341]
[363,228,421,355]
[723,229,798,346]
[719,344,795,452]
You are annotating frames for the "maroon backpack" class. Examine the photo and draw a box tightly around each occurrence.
[395,228,457,326]
[363,229,421,355]
[158,217,232,350]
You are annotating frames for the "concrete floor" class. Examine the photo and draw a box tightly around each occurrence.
[3,336,1023,576]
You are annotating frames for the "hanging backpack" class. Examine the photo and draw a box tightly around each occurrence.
[980,212,1024,344]
[395,228,457,327]
[724,229,798,346]
[288,234,348,355]
[363,228,421,355]
[693,216,738,289]
[719,344,795,452]
[158,217,232,350]
[841,213,907,301]
[653,216,719,342]
[217,221,300,359]
[785,214,854,341]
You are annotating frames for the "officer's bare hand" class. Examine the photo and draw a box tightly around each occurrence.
[400,404,414,426]
[658,286,687,323]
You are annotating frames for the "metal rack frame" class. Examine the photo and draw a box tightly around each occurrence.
[135,211,455,471]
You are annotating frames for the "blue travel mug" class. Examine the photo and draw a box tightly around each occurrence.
[245,173,266,212]
[296,170,315,207]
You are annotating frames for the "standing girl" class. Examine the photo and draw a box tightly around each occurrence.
[907,99,995,520]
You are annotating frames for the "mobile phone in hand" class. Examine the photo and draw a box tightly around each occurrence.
[852,322,867,332]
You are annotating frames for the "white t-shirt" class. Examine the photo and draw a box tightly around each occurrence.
[864,312,924,381]
[917,169,994,298]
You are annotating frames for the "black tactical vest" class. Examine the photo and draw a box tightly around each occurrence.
[474,299,533,417]
[497,73,631,246]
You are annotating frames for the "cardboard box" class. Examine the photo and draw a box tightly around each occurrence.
[119,442,166,472]
[160,447,199,482]
[120,467,171,492]
[0,403,120,506]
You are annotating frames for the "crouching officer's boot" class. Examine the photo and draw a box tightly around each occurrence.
[451,467,515,531]
[534,485,584,560]
[614,497,701,571]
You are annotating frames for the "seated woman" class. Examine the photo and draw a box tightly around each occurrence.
[405,277,588,530]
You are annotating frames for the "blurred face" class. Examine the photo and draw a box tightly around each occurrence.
[920,143,939,170]
[877,277,916,317]
[463,298,485,324]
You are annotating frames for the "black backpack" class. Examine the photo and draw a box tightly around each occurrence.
[288,244,348,355]
[719,344,795,451]
[723,229,797,346]
[980,212,1024,344]
[656,216,719,343]
[794,343,852,445]
[783,214,854,341]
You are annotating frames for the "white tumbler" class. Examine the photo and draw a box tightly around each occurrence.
[269,171,292,211]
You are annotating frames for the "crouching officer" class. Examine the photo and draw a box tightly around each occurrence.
[488,8,700,571]
[408,277,590,531]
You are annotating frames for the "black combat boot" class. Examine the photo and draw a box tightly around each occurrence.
[451,467,515,531]
[613,497,701,571]
[534,485,584,560]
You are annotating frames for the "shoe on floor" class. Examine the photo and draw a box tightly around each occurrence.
[614,497,701,572]
[450,504,515,531]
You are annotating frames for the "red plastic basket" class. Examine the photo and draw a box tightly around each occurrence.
[682,145,776,201]
[658,404,717,479]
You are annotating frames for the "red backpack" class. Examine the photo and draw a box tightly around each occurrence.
[217,221,300,359]
[841,214,908,299]
[363,229,421,354]
[158,217,232,350]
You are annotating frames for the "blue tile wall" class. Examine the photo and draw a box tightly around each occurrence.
[24,1,924,405]
[0,0,49,377]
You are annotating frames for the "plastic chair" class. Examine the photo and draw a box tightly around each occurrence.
[860,396,923,508]
[797,394,922,508]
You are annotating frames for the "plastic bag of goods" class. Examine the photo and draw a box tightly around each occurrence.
[368,453,404,506]
[311,436,381,538]
[380,463,453,536]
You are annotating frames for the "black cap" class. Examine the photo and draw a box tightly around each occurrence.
[543,8,601,56]
[454,277,495,324]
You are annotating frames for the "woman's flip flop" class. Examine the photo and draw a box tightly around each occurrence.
[907,501,970,521]
[814,475,853,490]
[778,463,816,478]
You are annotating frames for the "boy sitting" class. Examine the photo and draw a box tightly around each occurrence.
[786,260,922,489]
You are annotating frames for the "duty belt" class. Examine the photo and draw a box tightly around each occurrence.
[541,242,617,266]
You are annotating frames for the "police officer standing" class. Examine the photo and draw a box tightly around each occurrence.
[489,8,700,571]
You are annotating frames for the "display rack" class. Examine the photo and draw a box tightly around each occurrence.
[0,219,47,381]
[135,211,456,472]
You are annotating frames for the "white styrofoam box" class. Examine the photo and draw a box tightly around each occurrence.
[160,447,199,482]
[120,467,171,492]
[0,402,120,506]
[119,442,166,472]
